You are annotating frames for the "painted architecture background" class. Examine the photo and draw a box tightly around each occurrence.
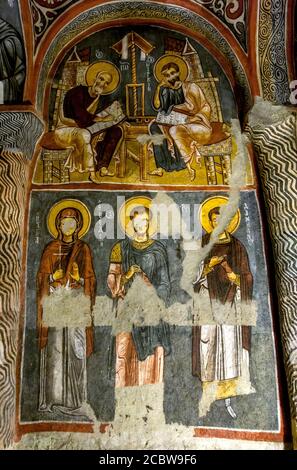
[0,0,296,450]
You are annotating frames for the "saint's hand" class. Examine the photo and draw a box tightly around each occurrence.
[69,262,80,282]
[52,269,64,281]
[157,79,167,88]
[116,285,126,299]
[125,264,142,280]
[221,259,232,273]
[227,272,237,283]
[208,256,224,269]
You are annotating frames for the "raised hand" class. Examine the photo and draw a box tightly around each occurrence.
[52,269,64,281]
[208,256,225,269]
[69,262,80,282]
[125,264,142,280]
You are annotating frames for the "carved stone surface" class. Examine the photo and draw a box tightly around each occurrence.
[0,112,43,448]
[0,112,44,160]
[0,149,29,448]
[247,107,297,448]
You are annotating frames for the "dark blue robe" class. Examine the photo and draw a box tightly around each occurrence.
[119,238,171,361]
[150,86,186,172]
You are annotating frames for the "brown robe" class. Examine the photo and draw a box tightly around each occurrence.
[37,239,96,357]
[192,233,253,378]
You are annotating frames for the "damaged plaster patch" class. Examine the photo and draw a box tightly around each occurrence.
[153,191,200,242]
[93,184,257,330]
[42,288,92,327]
[111,277,167,335]
[13,431,285,450]
[192,297,257,326]
[114,383,166,427]
[194,119,249,266]
[248,96,293,128]
[137,133,166,145]
[93,278,192,331]
[198,351,256,417]
[93,295,114,326]
[13,382,280,450]
[93,274,256,330]
[152,191,202,296]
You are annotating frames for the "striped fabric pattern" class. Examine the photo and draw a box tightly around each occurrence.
[0,112,43,160]
[0,150,29,448]
[247,113,297,424]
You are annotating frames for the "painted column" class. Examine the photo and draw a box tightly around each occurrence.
[258,0,291,103]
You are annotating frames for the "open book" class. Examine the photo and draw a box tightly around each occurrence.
[87,100,126,134]
[155,110,188,126]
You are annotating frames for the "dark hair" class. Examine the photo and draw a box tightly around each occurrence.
[161,62,179,74]
[56,207,82,241]
[129,206,151,221]
[208,206,220,221]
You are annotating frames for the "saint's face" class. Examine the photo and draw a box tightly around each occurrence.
[132,213,149,237]
[210,213,219,230]
[162,66,181,88]
[60,217,77,237]
[91,72,112,96]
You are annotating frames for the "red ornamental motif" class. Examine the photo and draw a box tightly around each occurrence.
[30,0,74,47]
[226,0,244,20]
[195,0,246,48]
[34,0,70,8]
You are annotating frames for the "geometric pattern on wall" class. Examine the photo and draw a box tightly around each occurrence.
[30,0,76,49]
[246,113,297,423]
[30,0,248,51]
[194,0,248,51]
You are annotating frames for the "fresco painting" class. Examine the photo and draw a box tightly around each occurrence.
[0,1,293,449]
[34,27,253,187]
[0,0,25,104]
[18,25,281,440]
[20,189,280,435]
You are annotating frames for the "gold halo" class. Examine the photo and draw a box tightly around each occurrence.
[119,196,157,239]
[47,199,91,239]
[154,54,189,83]
[199,196,241,234]
[85,61,121,95]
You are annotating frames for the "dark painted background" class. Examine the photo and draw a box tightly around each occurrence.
[49,25,237,126]
[0,0,23,36]
[21,189,279,431]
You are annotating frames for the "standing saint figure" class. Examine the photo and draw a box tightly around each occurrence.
[54,61,124,182]
[149,55,212,181]
[37,200,96,416]
[107,197,171,387]
[192,197,254,418]
[0,18,25,104]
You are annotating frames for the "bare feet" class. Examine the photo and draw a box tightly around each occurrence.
[99,167,115,177]
[188,167,196,182]
[190,141,202,167]
[149,168,163,177]
[225,398,237,419]
[168,146,176,159]
[89,174,101,184]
